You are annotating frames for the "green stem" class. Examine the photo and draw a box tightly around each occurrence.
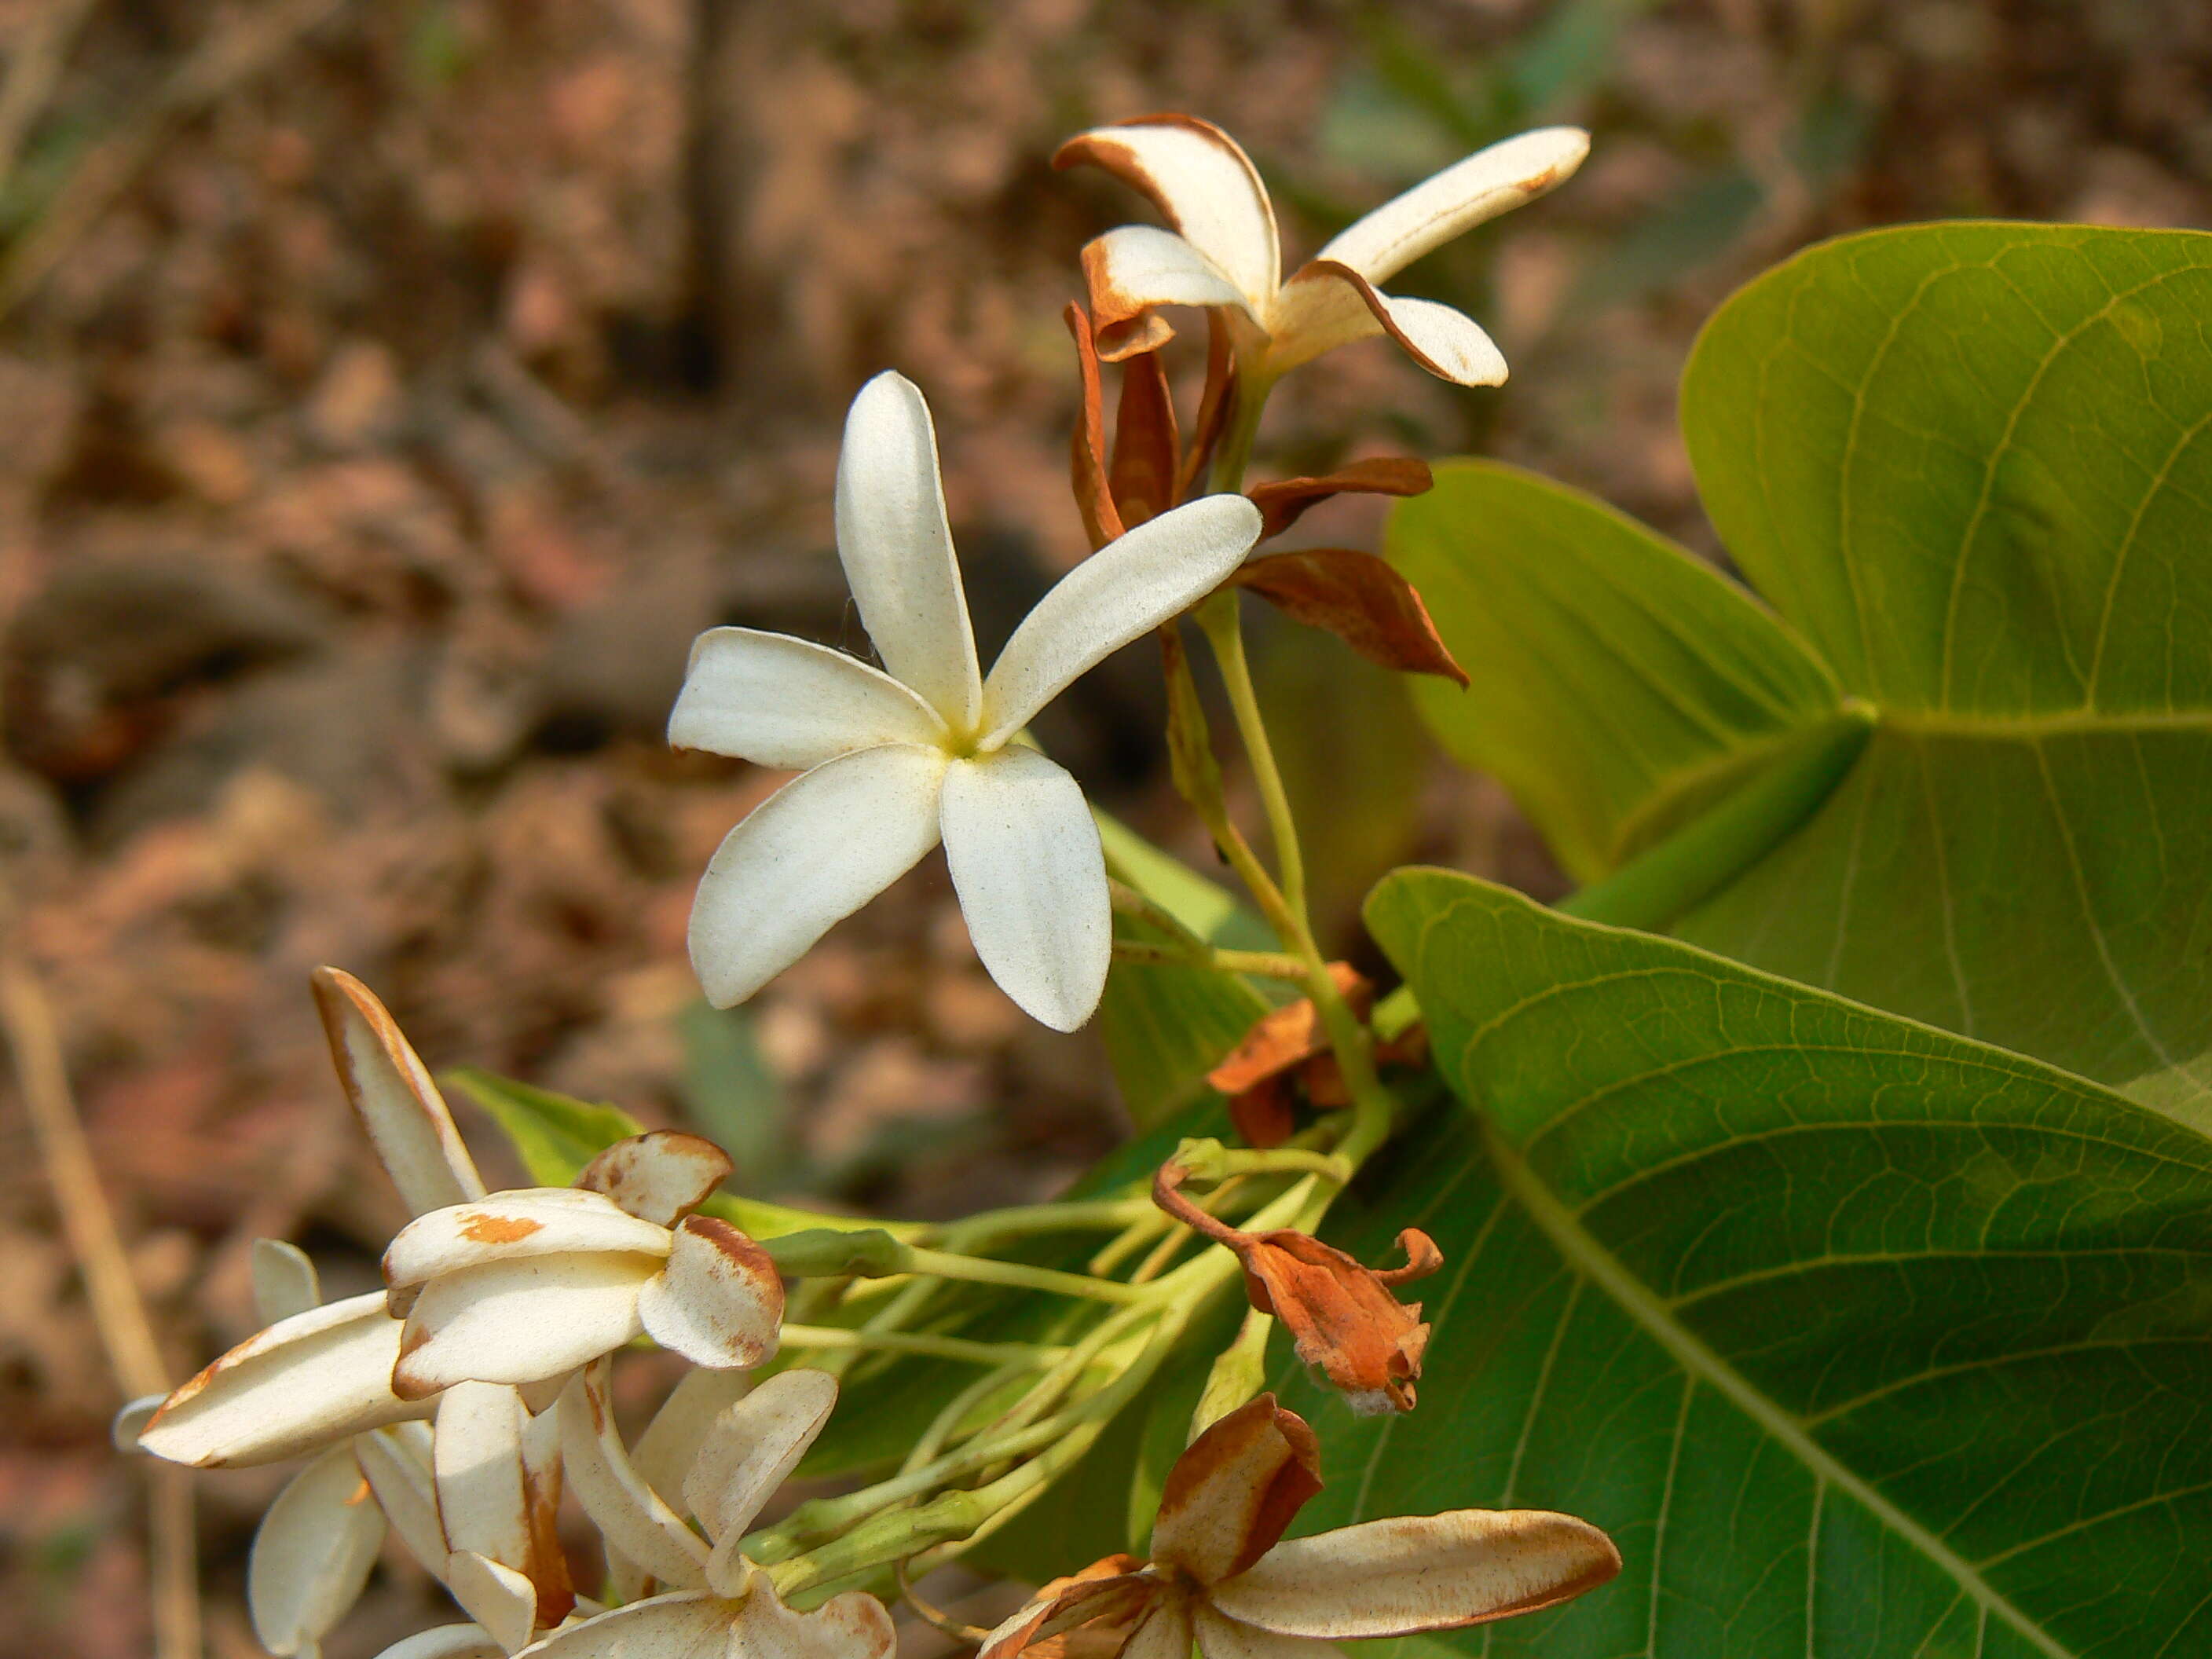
[1111,937,1312,980]
[776,1324,1067,1368]
[903,1246,1155,1305]
[1196,592,1309,932]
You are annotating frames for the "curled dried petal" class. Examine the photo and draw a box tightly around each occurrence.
[1150,1395,1322,1585]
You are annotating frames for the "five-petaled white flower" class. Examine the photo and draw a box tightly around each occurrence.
[515,1361,895,1659]
[383,1130,780,1397]
[1056,115,1587,387]
[980,1393,1620,1659]
[669,370,1262,1032]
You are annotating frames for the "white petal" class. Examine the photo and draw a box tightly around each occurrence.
[977,494,1262,745]
[687,744,948,1009]
[112,1393,163,1452]
[312,968,486,1215]
[373,1624,506,1659]
[357,1422,449,1574]
[386,1190,672,1291]
[1077,226,1254,358]
[636,1216,783,1372]
[685,1369,838,1561]
[556,1364,711,1591]
[434,1382,531,1569]
[939,749,1109,1034]
[250,1442,386,1657]
[1055,118,1280,306]
[514,1592,734,1659]
[635,1368,753,1516]
[833,372,983,731]
[1270,265,1505,386]
[254,1238,324,1326]
[736,1580,895,1659]
[1124,1601,1198,1659]
[668,628,947,769]
[1192,1608,1337,1659]
[1315,127,1588,282]
[449,1551,538,1656]
[1209,1510,1621,1637]
[577,1132,734,1229]
[394,1254,659,1397]
[139,1292,422,1468]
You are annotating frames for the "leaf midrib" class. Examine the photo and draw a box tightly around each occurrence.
[1478,1110,2075,1659]
[1877,708,2212,738]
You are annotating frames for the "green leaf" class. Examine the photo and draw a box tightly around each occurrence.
[1095,814,1275,1128]
[675,1002,791,1192]
[1673,222,2212,1119]
[447,1068,645,1187]
[1392,461,1845,883]
[1297,866,2212,1659]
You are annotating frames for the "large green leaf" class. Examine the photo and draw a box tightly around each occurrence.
[1392,461,1844,883]
[1284,867,2212,1659]
[1676,223,2212,1119]
[1398,225,2212,1116]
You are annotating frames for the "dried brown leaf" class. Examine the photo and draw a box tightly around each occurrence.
[1232,549,1469,686]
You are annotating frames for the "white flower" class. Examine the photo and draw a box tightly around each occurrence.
[669,370,1262,1032]
[1056,115,1588,386]
[517,1363,895,1659]
[383,1131,781,1396]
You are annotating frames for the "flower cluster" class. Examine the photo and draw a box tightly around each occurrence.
[126,112,1617,1659]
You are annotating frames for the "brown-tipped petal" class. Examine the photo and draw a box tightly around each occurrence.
[1232,551,1469,687]
[1079,228,1250,362]
[112,1393,163,1452]
[356,1421,449,1574]
[738,1579,898,1659]
[1109,349,1181,527]
[690,1369,838,1591]
[555,1364,711,1592]
[139,1291,423,1468]
[394,1254,659,1397]
[249,1441,386,1657]
[434,1382,532,1572]
[252,1238,323,1326]
[449,1551,538,1657]
[386,1190,672,1291]
[1246,459,1434,541]
[978,1558,1156,1659]
[313,968,487,1215]
[636,1215,783,1372]
[512,1592,731,1659]
[1315,128,1589,284]
[1150,1395,1323,1585]
[1207,964,1372,1098]
[1056,116,1280,306]
[1236,1231,1433,1415]
[1210,1509,1621,1637]
[1190,1606,1339,1659]
[577,1131,734,1228]
[1065,304,1126,550]
[1276,263,1506,386]
[634,1368,753,1515]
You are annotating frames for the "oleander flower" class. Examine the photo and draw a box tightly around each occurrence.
[512,1363,895,1659]
[669,369,1262,1032]
[1056,115,1587,386]
[383,1131,781,1397]
[980,1394,1618,1659]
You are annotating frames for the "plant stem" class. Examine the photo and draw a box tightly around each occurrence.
[776,1325,1068,1367]
[1196,593,1309,931]
[903,1246,1155,1304]
[1111,937,1312,980]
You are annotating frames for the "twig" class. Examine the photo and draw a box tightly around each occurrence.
[0,0,349,324]
[0,0,102,187]
[0,919,200,1659]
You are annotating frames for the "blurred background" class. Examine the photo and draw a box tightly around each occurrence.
[0,0,2203,1653]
